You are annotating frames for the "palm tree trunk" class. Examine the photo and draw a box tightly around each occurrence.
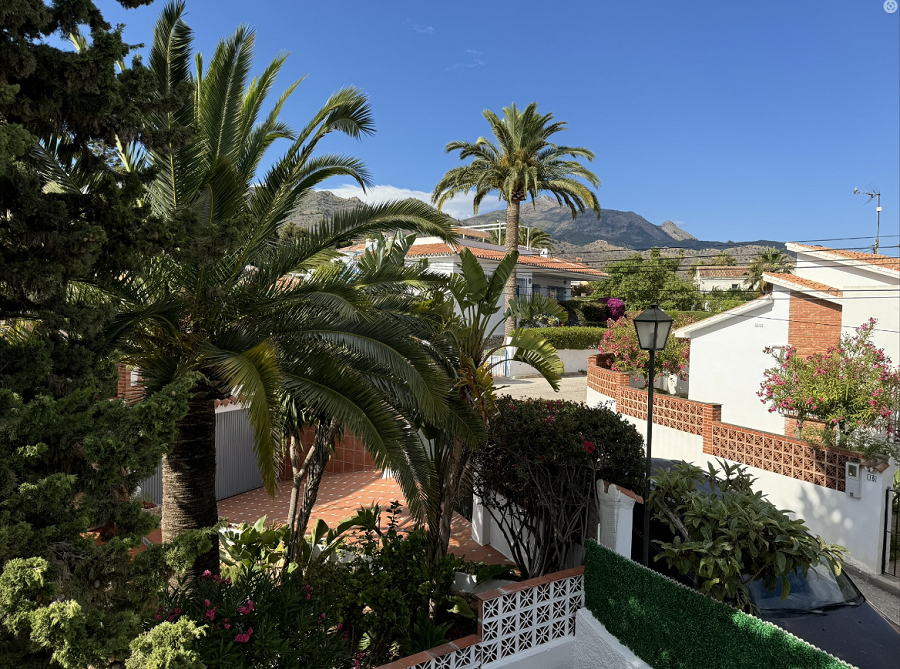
[504,198,521,337]
[162,389,219,577]
[435,437,469,562]
[290,419,337,557]
[286,432,317,528]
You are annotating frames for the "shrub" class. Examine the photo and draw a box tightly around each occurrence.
[584,541,852,669]
[598,314,692,380]
[606,298,625,320]
[758,318,899,443]
[474,397,645,578]
[153,567,350,669]
[516,326,607,350]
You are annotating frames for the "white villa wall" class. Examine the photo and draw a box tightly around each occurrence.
[697,275,746,292]
[586,386,895,573]
[505,348,596,377]
[683,292,790,434]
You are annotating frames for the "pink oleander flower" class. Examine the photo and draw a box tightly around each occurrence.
[204,599,211,608]
[205,607,216,621]
[238,600,255,615]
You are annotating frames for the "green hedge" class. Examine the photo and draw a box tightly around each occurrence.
[583,541,851,669]
[516,326,605,350]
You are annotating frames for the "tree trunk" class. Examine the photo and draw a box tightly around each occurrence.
[162,389,219,577]
[289,419,337,558]
[435,437,469,562]
[504,198,521,337]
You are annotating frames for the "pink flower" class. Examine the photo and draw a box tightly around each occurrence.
[238,600,255,615]
[201,570,212,578]
[205,606,216,621]
[224,623,231,629]
[204,599,211,608]
[173,608,181,615]
[155,614,161,620]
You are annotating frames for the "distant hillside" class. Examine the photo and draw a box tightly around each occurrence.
[289,191,786,269]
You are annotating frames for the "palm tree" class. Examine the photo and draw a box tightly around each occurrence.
[414,248,566,562]
[432,103,600,335]
[487,224,555,251]
[746,247,794,292]
[105,3,455,575]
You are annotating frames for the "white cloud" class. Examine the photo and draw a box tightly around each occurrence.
[318,184,505,222]
[412,24,435,35]
[447,49,485,70]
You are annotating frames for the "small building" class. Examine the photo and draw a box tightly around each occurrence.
[693,265,749,292]
[674,244,899,435]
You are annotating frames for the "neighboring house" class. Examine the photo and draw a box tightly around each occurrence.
[673,244,900,435]
[693,265,748,292]
[342,235,606,333]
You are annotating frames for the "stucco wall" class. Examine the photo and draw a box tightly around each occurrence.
[507,348,597,377]
[573,608,651,669]
[683,294,790,434]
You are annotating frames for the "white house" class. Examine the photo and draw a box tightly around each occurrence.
[343,235,607,335]
[674,244,900,435]
[693,265,749,293]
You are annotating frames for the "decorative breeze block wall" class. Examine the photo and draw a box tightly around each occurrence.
[375,567,584,669]
[586,356,857,492]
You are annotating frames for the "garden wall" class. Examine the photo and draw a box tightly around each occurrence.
[375,567,584,669]
[586,357,897,574]
[495,348,597,377]
[582,541,852,669]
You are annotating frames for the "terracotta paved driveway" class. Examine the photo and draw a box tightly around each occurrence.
[217,471,509,565]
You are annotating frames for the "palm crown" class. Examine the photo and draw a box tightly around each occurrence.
[746,247,795,291]
[432,102,600,334]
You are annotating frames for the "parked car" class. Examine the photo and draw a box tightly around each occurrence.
[632,458,900,669]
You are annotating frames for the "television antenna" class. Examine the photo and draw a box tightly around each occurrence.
[853,183,882,254]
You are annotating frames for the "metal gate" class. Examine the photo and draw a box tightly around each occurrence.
[137,408,264,505]
[884,487,899,577]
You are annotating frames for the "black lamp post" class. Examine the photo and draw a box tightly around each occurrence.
[633,304,674,567]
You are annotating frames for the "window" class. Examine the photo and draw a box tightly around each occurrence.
[731,283,740,289]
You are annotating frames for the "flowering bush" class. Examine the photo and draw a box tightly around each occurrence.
[758,319,900,444]
[473,397,645,578]
[149,567,350,669]
[598,314,693,381]
[607,298,626,320]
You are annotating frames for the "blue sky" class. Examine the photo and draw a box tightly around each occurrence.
[96,0,899,250]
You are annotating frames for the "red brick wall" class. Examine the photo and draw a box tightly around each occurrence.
[115,364,144,405]
[787,292,842,357]
[281,426,377,480]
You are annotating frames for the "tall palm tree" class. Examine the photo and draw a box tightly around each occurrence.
[746,247,794,292]
[432,103,601,335]
[487,224,555,251]
[105,2,455,575]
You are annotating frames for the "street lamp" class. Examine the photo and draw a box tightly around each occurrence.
[633,305,674,567]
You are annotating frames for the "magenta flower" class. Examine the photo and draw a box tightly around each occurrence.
[238,600,255,615]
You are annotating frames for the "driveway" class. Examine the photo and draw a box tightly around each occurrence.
[495,374,587,403]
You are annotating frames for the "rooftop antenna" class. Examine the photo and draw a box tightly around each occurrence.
[853,183,882,254]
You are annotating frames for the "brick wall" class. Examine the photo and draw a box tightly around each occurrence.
[281,426,377,480]
[587,356,855,491]
[787,291,842,357]
[115,363,144,405]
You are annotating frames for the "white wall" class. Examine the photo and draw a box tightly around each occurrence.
[574,608,651,669]
[683,293,790,434]
[697,275,747,292]
[485,637,573,669]
[587,386,896,574]
[506,348,597,377]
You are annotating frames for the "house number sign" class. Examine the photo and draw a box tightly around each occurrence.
[866,473,877,483]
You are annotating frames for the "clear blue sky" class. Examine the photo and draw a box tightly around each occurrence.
[97,0,899,249]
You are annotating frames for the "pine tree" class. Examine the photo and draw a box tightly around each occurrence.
[0,3,199,665]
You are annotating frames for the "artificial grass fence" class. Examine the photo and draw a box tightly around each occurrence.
[583,541,852,669]
[515,326,606,350]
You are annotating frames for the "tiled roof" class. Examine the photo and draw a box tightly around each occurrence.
[403,243,608,277]
[788,243,900,274]
[763,272,843,297]
[695,266,748,278]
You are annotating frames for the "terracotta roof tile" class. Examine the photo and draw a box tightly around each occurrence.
[404,243,607,277]
[790,244,900,273]
[764,272,843,297]
[695,266,749,278]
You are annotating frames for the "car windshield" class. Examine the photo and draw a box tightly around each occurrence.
[746,564,862,612]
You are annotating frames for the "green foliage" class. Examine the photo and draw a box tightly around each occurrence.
[517,326,606,350]
[557,300,610,326]
[487,225,555,250]
[598,314,693,380]
[601,248,702,311]
[126,619,207,669]
[649,460,847,612]
[584,541,852,669]
[759,319,900,439]
[219,516,291,572]
[475,396,644,577]
[746,247,794,291]
[155,567,350,669]
[705,286,756,313]
[310,504,465,666]
[405,610,453,655]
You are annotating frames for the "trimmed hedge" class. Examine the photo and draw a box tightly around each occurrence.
[558,300,610,326]
[583,541,851,669]
[516,326,606,350]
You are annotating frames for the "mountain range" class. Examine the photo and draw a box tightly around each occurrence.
[289,191,786,268]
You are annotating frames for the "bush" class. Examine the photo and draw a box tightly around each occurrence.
[474,397,644,578]
[598,314,693,380]
[516,326,607,350]
[153,567,351,669]
[606,298,625,320]
[584,541,852,669]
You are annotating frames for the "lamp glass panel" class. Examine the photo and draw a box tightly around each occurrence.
[654,320,673,350]
[634,319,656,350]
